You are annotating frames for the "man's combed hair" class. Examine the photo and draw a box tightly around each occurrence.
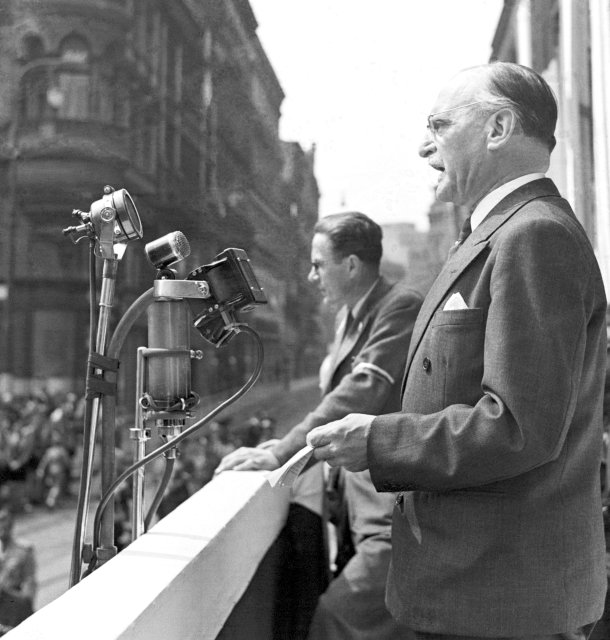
[480,62,558,151]
[314,211,383,266]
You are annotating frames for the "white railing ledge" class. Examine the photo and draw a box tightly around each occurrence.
[8,471,291,640]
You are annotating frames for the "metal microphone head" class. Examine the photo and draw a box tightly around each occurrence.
[145,231,191,269]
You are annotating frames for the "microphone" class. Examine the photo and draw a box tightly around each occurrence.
[147,298,191,412]
[145,231,191,270]
[145,231,193,412]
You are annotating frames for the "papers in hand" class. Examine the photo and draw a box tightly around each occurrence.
[267,445,314,488]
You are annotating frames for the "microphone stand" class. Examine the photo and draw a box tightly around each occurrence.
[130,282,201,539]
[64,187,143,586]
[70,257,120,586]
[69,231,267,579]
[100,289,155,553]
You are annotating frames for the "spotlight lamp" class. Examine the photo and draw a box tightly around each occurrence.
[63,185,143,259]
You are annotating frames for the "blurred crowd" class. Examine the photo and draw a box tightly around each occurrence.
[113,411,278,548]
[0,391,84,514]
[0,389,278,631]
[0,387,276,522]
[154,413,277,522]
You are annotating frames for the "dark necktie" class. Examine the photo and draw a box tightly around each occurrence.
[342,310,354,342]
[447,216,472,259]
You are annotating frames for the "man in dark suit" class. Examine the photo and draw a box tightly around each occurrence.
[217,211,422,639]
[307,63,608,639]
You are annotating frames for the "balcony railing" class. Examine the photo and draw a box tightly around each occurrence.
[7,471,290,639]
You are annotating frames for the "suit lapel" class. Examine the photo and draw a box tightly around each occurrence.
[320,309,348,394]
[322,278,392,394]
[332,316,361,376]
[401,242,489,389]
[401,178,562,393]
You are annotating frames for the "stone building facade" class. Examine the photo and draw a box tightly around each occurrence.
[0,0,321,403]
[490,0,610,290]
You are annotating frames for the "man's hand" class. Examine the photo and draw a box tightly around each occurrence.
[306,413,375,472]
[215,446,281,474]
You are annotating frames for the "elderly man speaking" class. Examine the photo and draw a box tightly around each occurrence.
[308,62,607,640]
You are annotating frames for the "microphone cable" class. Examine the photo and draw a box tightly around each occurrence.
[85,324,264,575]
[143,456,176,532]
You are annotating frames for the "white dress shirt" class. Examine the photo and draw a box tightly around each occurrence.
[471,173,546,231]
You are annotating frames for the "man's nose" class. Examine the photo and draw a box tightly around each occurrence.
[308,268,317,283]
[418,132,435,158]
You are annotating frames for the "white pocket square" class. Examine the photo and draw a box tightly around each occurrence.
[443,292,469,310]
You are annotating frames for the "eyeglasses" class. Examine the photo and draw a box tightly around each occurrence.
[427,100,488,138]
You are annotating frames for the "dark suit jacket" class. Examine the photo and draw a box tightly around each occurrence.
[273,277,422,543]
[369,179,608,636]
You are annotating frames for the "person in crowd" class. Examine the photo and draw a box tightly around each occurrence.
[4,402,40,513]
[307,62,607,639]
[0,391,83,511]
[35,428,70,510]
[203,419,236,480]
[156,458,191,520]
[238,415,264,448]
[258,414,276,443]
[0,499,36,635]
[217,212,423,639]
[179,433,210,496]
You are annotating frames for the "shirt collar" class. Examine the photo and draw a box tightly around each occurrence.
[470,173,546,231]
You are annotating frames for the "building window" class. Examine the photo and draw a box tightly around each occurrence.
[21,68,49,121]
[57,35,91,120]
[60,35,90,64]
[97,74,129,127]
[97,41,130,127]
[57,73,90,120]
[22,34,45,61]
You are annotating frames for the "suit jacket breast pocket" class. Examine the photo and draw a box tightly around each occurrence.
[430,307,486,407]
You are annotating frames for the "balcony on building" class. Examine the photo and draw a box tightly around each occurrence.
[8,468,294,639]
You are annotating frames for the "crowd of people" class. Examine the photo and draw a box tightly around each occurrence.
[0,387,279,630]
[154,413,277,523]
[0,391,84,514]
[0,385,277,519]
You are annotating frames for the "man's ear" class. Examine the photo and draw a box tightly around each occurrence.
[346,254,361,275]
[486,108,517,150]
